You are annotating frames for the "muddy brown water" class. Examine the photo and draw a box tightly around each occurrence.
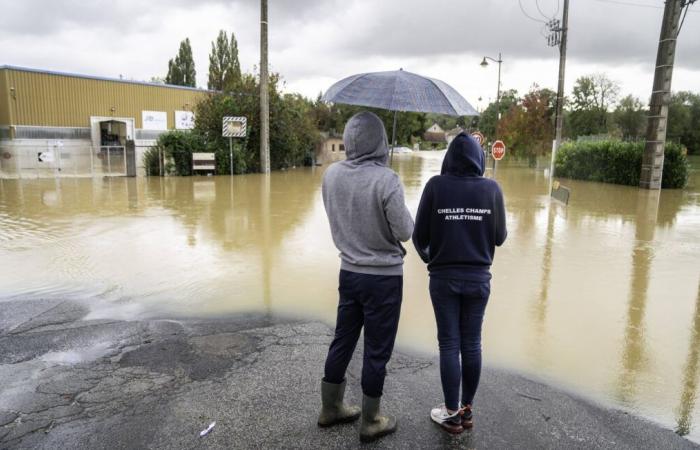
[1,153,699,440]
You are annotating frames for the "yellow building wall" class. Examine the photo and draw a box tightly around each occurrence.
[0,67,209,129]
[0,69,10,127]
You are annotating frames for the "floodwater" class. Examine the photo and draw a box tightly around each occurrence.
[1,154,699,440]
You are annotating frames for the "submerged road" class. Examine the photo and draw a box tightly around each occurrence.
[0,299,696,449]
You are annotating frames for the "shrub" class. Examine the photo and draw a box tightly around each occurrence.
[143,146,161,176]
[194,74,320,174]
[153,130,206,176]
[555,140,689,189]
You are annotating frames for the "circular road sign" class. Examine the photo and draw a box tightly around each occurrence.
[491,140,506,160]
[470,131,484,146]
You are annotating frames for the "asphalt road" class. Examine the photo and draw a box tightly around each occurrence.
[0,299,696,449]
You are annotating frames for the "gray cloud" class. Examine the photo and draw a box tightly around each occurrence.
[0,0,698,100]
[313,0,700,68]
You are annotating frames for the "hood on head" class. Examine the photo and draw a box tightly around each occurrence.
[342,111,389,165]
[441,132,485,177]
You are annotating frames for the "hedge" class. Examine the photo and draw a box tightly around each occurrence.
[554,141,689,189]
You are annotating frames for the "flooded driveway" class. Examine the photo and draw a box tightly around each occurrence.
[1,153,698,441]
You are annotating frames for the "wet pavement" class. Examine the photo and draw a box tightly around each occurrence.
[1,299,696,449]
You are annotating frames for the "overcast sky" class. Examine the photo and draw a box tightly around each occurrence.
[1,0,699,109]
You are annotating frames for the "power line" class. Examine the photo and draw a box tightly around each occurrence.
[519,0,548,23]
[535,0,553,20]
[594,0,699,12]
[594,0,663,9]
[678,0,697,33]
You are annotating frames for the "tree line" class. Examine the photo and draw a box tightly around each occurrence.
[158,34,698,172]
[474,74,700,159]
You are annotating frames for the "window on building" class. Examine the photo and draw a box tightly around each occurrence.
[339,144,345,152]
[331,144,335,152]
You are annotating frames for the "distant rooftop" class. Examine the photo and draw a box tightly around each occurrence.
[0,65,215,93]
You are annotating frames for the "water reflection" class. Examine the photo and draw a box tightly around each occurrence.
[531,202,561,361]
[677,281,700,436]
[261,174,272,313]
[616,190,660,404]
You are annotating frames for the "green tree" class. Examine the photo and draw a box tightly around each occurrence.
[207,30,242,91]
[166,38,196,87]
[668,91,700,155]
[614,95,646,141]
[477,89,519,140]
[194,72,320,173]
[569,74,620,138]
[499,87,555,161]
[311,99,427,146]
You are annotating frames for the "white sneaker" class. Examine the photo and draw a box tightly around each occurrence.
[430,404,463,434]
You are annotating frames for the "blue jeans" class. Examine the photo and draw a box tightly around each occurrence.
[429,277,490,411]
[324,270,403,398]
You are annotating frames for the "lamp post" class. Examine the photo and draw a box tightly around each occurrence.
[480,53,503,138]
[480,53,502,175]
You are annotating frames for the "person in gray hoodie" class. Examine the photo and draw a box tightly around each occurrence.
[317,111,414,443]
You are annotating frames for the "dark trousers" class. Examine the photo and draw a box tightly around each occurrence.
[324,270,403,398]
[429,277,490,411]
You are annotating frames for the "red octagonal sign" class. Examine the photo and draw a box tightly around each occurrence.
[491,140,506,161]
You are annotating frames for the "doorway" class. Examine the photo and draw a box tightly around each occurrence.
[90,117,136,176]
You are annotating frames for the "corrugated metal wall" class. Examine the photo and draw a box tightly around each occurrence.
[0,70,10,126]
[0,67,209,129]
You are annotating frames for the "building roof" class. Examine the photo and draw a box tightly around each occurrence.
[426,123,445,133]
[0,65,215,93]
[446,127,464,137]
[319,131,343,140]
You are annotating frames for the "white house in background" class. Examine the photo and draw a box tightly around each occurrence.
[426,123,444,134]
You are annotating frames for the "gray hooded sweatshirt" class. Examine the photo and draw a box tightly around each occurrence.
[322,111,414,276]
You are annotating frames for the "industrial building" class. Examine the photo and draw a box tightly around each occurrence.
[0,65,210,178]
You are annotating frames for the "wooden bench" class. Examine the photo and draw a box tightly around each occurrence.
[192,152,216,174]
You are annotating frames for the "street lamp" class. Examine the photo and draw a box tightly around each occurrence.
[480,53,503,138]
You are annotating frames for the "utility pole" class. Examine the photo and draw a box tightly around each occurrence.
[640,0,686,190]
[259,0,271,173]
[553,0,569,165]
[549,0,569,194]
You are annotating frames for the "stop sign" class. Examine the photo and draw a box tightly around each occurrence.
[491,140,506,160]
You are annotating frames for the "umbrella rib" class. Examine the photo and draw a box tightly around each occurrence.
[424,77,458,116]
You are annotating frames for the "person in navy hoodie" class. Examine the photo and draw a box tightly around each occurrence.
[412,132,507,434]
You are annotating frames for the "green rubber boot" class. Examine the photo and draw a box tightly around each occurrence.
[317,379,361,427]
[359,394,397,443]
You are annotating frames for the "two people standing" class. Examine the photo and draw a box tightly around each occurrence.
[317,111,507,442]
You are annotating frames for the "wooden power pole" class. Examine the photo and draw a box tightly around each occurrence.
[553,0,569,166]
[259,0,271,173]
[547,0,569,194]
[640,0,685,189]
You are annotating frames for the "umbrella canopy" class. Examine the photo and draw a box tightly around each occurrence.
[321,69,478,117]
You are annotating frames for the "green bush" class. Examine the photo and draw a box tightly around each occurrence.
[153,130,206,176]
[194,73,320,174]
[555,140,689,188]
[143,146,161,176]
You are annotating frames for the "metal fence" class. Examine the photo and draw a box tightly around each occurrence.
[0,143,128,178]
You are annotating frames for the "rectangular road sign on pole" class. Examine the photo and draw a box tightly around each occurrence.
[222,117,247,138]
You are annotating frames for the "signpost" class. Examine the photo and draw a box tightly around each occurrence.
[222,116,247,176]
[470,131,485,146]
[491,140,506,176]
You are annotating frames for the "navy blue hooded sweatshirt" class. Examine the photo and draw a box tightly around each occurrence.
[412,132,507,281]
